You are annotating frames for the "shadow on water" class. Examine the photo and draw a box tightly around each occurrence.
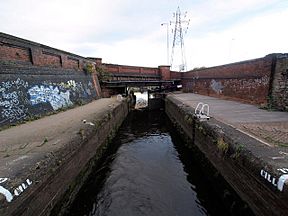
[65,110,254,216]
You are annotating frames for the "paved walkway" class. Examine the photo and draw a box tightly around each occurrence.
[0,97,120,176]
[171,93,288,147]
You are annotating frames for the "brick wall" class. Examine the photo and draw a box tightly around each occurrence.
[182,55,276,105]
[66,56,80,70]
[158,65,171,80]
[0,32,102,128]
[271,54,288,111]
[88,58,182,83]
[103,63,161,80]
[170,71,182,80]
[0,32,92,70]
[0,43,31,63]
[40,51,62,67]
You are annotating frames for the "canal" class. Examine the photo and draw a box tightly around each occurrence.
[65,110,253,216]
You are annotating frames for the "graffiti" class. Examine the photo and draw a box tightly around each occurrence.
[210,79,223,94]
[277,168,288,173]
[260,168,288,191]
[67,80,76,88]
[28,85,73,110]
[0,178,13,202]
[0,177,32,203]
[88,81,93,88]
[55,80,76,90]
[1,78,95,126]
[224,76,270,91]
[0,78,29,123]
[44,80,80,91]
[0,78,28,91]
[42,80,92,98]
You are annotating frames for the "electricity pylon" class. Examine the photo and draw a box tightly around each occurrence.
[170,6,190,72]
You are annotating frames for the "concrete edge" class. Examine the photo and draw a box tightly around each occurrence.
[0,100,129,215]
[165,95,288,216]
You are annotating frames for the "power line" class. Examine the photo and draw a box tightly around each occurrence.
[170,6,190,72]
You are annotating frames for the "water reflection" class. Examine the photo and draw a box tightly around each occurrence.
[94,133,208,216]
[66,111,253,216]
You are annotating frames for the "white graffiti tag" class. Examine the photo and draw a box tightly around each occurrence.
[28,85,73,110]
[260,168,288,191]
[0,178,32,203]
[0,78,28,90]
[0,78,29,123]
[0,178,13,202]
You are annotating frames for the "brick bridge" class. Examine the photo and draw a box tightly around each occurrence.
[88,58,182,96]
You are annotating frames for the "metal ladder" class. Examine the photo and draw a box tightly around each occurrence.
[195,102,210,120]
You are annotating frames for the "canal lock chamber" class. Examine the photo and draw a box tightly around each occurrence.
[53,95,254,216]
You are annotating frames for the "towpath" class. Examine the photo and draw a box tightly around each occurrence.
[0,97,124,215]
[170,93,288,148]
[0,98,119,162]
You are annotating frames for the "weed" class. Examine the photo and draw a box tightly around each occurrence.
[78,128,85,140]
[184,114,193,124]
[83,63,95,74]
[260,95,276,111]
[217,137,229,154]
[96,66,111,82]
[231,144,244,159]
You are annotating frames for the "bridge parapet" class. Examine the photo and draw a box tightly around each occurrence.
[88,58,180,82]
[158,65,171,80]
[103,63,160,80]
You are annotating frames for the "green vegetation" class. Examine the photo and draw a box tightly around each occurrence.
[231,144,244,159]
[96,66,111,82]
[78,128,85,140]
[196,124,207,135]
[260,95,276,111]
[184,114,193,124]
[84,63,95,74]
[217,137,229,154]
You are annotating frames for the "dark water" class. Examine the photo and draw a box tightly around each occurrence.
[66,110,253,216]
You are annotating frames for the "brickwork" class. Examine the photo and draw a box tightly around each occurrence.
[170,71,182,80]
[0,32,102,128]
[40,51,62,67]
[158,65,171,80]
[0,32,92,71]
[65,56,80,69]
[101,64,162,83]
[100,64,181,83]
[271,54,288,111]
[0,42,31,63]
[103,64,160,77]
[182,55,275,105]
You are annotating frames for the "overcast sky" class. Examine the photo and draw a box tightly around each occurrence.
[1,0,288,70]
